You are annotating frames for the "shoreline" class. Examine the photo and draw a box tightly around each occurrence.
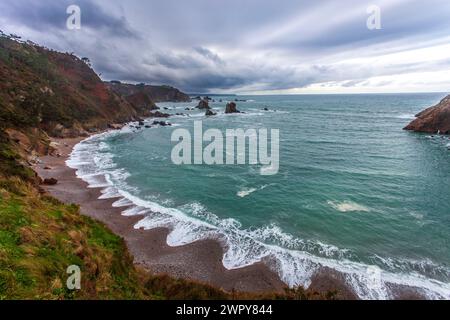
[33,133,358,299]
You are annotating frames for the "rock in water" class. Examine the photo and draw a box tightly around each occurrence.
[404,95,450,134]
[225,102,240,114]
[149,111,170,118]
[196,99,210,110]
[153,121,171,127]
[205,109,217,116]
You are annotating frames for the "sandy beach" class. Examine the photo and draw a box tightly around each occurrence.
[33,135,359,298]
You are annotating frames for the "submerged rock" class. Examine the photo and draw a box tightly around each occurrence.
[404,95,450,134]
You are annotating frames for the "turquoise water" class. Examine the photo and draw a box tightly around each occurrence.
[68,93,450,299]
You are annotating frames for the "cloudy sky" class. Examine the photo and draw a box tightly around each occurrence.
[1,0,450,94]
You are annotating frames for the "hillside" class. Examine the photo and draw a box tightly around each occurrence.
[105,81,191,103]
[404,95,450,134]
[0,36,151,138]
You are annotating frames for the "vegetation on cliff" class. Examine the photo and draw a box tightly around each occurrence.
[0,35,147,137]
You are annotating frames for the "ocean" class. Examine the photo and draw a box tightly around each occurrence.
[67,93,450,299]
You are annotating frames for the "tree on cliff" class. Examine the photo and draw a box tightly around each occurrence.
[81,57,91,67]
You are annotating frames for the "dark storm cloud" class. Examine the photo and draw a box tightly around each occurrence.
[193,47,224,66]
[0,0,136,38]
[1,0,450,93]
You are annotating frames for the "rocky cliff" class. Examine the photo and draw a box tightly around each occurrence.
[404,95,450,134]
[0,35,153,138]
[105,81,191,103]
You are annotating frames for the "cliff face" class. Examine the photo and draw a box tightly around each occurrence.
[105,81,191,103]
[0,36,148,137]
[404,95,450,134]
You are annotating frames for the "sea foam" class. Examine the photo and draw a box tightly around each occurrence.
[327,200,371,213]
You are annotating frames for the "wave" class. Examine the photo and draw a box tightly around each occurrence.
[237,188,257,198]
[327,200,371,213]
[237,184,272,198]
[395,113,416,120]
[67,129,450,300]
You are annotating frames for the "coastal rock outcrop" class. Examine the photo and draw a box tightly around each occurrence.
[196,99,210,110]
[205,109,217,116]
[125,91,160,114]
[149,111,170,118]
[153,121,171,127]
[404,95,450,134]
[225,102,241,114]
[0,35,151,137]
[108,123,125,130]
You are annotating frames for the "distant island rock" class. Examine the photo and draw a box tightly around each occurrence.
[404,95,450,134]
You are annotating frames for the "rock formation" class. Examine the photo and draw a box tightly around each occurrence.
[225,102,241,114]
[404,95,450,134]
[125,91,160,114]
[205,109,217,116]
[196,99,210,110]
[149,111,170,118]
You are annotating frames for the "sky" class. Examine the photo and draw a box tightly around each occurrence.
[1,0,450,94]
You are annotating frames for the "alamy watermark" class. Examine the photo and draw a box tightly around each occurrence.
[66,5,81,30]
[171,121,279,176]
[367,5,382,30]
[66,265,81,290]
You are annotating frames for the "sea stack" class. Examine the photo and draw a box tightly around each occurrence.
[196,99,210,110]
[225,102,240,114]
[404,95,450,134]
